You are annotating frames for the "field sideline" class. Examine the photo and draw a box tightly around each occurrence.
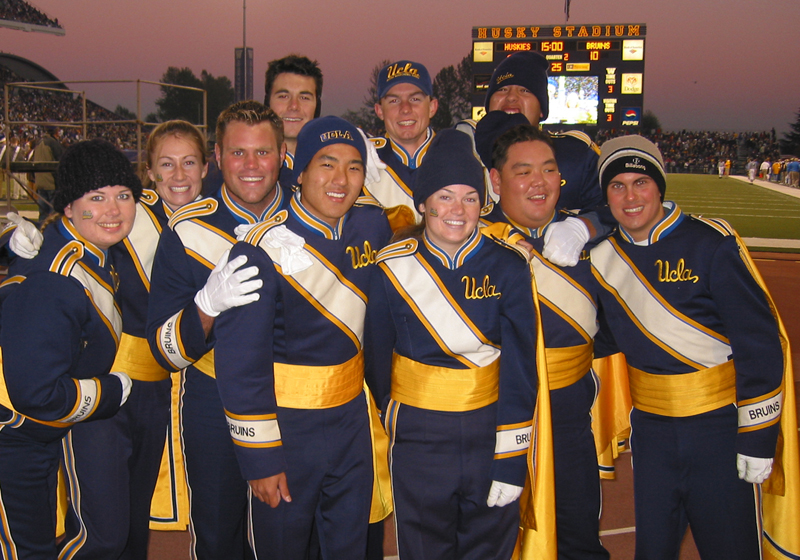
[666,174,800,249]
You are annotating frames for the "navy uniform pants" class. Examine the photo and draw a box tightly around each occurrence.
[389,402,518,560]
[250,394,373,560]
[551,371,609,560]
[59,379,170,560]
[630,405,761,560]
[0,419,63,560]
[181,368,253,560]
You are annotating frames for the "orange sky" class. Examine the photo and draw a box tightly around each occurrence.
[3,0,799,133]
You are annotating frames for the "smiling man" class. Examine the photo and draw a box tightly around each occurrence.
[362,60,438,225]
[213,116,392,560]
[486,124,609,560]
[591,135,788,560]
[147,101,288,559]
[264,54,323,187]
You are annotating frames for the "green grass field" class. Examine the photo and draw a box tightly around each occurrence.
[666,175,800,242]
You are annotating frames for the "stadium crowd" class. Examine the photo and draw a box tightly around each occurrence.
[0,0,61,28]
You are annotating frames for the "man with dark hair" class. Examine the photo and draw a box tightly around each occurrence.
[591,135,793,560]
[264,54,323,185]
[487,123,610,560]
[214,116,393,559]
[459,51,608,267]
[147,100,287,560]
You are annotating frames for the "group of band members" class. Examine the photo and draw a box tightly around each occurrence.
[0,48,794,560]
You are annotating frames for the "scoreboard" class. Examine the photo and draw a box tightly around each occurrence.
[471,23,646,130]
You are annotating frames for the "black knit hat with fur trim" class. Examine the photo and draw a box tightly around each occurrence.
[54,139,142,213]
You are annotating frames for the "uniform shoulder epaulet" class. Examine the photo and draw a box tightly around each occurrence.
[690,215,735,237]
[353,194,382,208]
[240,210,289,246]
[140,189,159,207]
[369,136,388,149]
[376,238,418,263]
[168,197,218,229]
[479,222,531,261]
[48,240,85,278]
[551,130,601,154]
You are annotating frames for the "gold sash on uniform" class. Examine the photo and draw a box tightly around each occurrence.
[628,360,736,417]
[545,342,593,390]
[390,353,499,412]
[111,334,170,382]
[192,349,216,378]
[274,351,364,409]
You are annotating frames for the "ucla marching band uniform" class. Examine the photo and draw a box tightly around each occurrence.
[591,202,784,559]
[214,191,392,559]
[146,183,288,560]
[58,190,175,559]
[364,229,539,560]
[0,218,127,559]
[486,206,609,560]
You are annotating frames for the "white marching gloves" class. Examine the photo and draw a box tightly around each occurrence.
[542,216,590,267]
[194,249,262,317]
[7,212,43,259]
[486,480,523,508]
[110,371,133,406]
[234,223,258,241]
[736,454,773,484]
[358,128,387,186]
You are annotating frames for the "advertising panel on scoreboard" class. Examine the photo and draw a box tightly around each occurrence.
[471,23,646,131]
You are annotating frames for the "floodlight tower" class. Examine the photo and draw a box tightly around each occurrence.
[234,0,253,102]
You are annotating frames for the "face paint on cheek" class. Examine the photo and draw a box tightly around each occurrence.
[82,210,93,220]
[156,173,164,182]
[429,208,439,217]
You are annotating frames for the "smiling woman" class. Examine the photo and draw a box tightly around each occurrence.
[0,139,142,558]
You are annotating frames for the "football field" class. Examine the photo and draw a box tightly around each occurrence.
[666,174,800,249]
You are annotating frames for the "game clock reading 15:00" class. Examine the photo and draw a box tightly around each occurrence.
[471,23,646,130]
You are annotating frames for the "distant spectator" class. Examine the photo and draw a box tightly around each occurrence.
[724,158,731,176]
[772,160,781,183]
[32,126,63,223]
[746,159,758,183]
[761,160,771,180]
[718,159,725,178]
[787,159,800,188]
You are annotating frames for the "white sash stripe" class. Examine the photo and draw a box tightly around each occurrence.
[592,241,731,368]
[259,242,366,345]
[70,266,123,340]
[175,221,233,269]
[532,255,598,338]
[383,256,500,367]
[364,168,414,210]
[127,204,162,282]
[64,379,99,423]
[495,425,532,455]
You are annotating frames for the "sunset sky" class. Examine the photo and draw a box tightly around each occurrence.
[3,0,799,134]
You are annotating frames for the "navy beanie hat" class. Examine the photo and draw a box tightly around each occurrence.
[413,129,485,210]
[293,116,367,185]
[484,51,550,121]
[475,110,529,169]
[598,135,668,202]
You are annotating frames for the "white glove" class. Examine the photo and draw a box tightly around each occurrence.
[7,212,43,259]
[110,371,133,406]
[542,217,590,267]
[358,128,387,187]
[736,454,773,484]
[234,223,259,241]
[486,480,523,508]
[194,249,262,317]
[262,225,312,275]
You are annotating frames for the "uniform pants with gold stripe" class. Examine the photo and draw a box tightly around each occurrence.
[630,405,761,560]
[59,379,170,560]
[0,419,65,559]
[249,394,373,560]
[389,402,518,560]
[551,371,609,560]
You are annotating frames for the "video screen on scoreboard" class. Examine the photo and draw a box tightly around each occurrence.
[541,76,598,126]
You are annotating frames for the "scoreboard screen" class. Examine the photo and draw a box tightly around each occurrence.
[471,23,646,131]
